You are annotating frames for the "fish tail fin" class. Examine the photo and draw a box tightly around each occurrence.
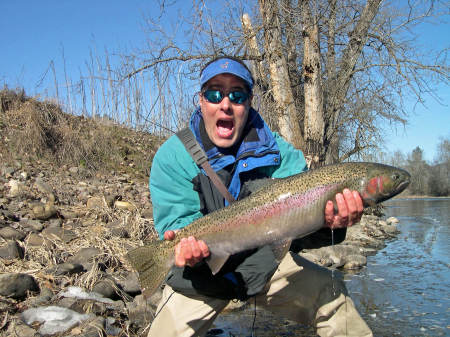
[127,241,173,297]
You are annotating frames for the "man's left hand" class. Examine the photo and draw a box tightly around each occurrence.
[325,189,363,229]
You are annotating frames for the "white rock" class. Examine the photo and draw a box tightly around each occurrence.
[21,306,93,335]
[386,216,399,225]
[8,179,23,197]
[58,286,114,304]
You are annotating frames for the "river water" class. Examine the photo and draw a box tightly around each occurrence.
[346,198,450,336]
[210,198,450,337]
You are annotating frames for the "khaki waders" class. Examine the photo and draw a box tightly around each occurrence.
[147,252,373,337]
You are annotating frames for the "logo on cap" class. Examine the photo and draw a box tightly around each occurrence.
[220,61,229,69]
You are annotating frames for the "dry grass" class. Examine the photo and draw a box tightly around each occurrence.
[0,207,157,292]
[0,87,162,179]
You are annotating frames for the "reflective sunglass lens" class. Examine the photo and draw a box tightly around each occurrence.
[204,90,223,103]
[203,90,249,104]
[229,91,249,104]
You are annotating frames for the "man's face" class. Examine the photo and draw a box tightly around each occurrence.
[199,74,251,148]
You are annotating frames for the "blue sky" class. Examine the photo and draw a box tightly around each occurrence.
[380,12,450,163]
[1,1,448,162]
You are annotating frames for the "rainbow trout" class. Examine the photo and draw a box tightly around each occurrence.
[128,162,410,296]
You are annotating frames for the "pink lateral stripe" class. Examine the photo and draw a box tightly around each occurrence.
[222,183,339,230]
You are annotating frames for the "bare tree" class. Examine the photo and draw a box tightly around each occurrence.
[406,146,429,195]
[430,136,450,195]
[253,0,447,164]
[74,0,448,164]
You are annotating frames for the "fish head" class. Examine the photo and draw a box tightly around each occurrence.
[359,164,411,206]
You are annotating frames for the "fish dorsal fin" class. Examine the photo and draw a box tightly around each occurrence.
[206,254,230,275]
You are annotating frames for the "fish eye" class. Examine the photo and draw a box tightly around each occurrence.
[391,173,399,180]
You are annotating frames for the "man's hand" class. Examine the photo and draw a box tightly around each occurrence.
[163,230,210,267]
[325,189,363,229]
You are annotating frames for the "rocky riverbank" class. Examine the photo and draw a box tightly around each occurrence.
[0,160,402,336]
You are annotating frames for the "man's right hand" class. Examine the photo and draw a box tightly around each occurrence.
[164,230,210,267]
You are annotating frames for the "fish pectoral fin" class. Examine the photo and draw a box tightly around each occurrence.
[206,253,230,275]
[270,239,292,263]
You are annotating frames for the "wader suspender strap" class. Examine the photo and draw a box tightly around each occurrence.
[176,128,236,204]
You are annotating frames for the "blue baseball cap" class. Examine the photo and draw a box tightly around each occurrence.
[200,58,254,90]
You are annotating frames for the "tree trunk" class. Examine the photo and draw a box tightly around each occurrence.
[241,13,265,85]
[324,0,338,163]
[326,0,382,154]
[325,133,340,164]
[283,0,304,115]
[241,13,274,126]
[301,0,325,168]
[259,0,304,149]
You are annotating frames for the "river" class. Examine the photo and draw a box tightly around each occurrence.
[209,198,450,337]
[346,198,450,336]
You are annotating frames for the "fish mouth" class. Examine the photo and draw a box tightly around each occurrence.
[397,179,410,192]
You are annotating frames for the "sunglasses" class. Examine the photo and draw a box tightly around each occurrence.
[202,89,250,104]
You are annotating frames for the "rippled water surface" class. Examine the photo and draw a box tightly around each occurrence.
[210,198,450,336]
[346,198,450,337]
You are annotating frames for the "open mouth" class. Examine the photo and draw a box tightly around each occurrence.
[216,119,234,138]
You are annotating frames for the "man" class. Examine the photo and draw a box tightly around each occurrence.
[148,56,372,336]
